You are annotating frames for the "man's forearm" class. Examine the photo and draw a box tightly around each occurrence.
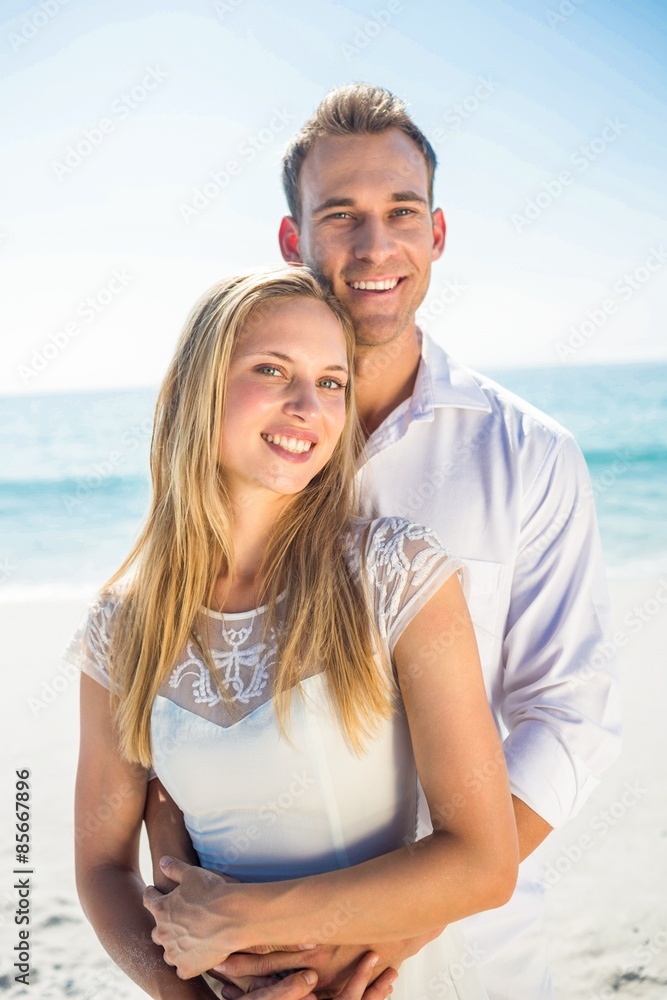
[513,795,552,862]
[145,778,200,892]
[78,863,214,999]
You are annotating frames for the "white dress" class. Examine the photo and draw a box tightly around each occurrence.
[67,517,488,1000]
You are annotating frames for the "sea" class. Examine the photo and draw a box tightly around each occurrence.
[0,361,665,601]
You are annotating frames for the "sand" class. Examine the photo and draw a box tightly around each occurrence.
[1,580,665,998]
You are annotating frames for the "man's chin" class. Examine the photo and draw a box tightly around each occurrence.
[352,322,411,350]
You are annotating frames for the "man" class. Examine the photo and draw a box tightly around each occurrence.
[145,84,621,999]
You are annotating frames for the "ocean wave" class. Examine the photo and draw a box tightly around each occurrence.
[582,446,667,468]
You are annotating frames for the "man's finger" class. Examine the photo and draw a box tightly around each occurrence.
[159,855,191,884]
[234,970,317,1000]
[357,967,398,1000]
[245,943,317,955]
[338,953,397,1000]
[219,983,244,1000]
[143,885,164,914]
[218,950,314,978]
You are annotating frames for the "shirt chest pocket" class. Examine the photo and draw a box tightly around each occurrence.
[458,558,506,696]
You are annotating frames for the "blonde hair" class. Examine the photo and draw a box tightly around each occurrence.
[104,265,394,766]
[282,82,437,222]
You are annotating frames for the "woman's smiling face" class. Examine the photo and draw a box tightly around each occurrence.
[219,295,350,500]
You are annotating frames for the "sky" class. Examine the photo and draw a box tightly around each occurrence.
[1,0,666,395]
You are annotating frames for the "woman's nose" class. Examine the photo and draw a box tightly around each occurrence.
[283,379,320,420]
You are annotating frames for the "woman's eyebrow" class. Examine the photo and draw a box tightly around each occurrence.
[240,350,348,372]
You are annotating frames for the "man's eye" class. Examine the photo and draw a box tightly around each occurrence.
[392,208,414,217]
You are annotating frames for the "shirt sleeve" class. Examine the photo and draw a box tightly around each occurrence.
[62,593,120,692]
[364,517,463,654]
[502,433,622,828]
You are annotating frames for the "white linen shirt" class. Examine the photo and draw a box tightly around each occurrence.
[356,331,622,998]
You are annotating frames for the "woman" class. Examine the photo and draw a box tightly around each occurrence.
[68,266,518,1000]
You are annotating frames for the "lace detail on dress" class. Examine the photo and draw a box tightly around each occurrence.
[363,517,458,647]
[62,591,121,691]
[66,517,461,725]
[169,623,276,708]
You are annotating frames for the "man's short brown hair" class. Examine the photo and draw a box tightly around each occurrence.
[282,83,437,223]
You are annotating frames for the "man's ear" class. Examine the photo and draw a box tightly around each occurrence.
[279,216,303,263]
[431,207,446,261]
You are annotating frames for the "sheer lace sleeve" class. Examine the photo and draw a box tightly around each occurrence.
[62,593,121,692]
[363,517,463,653]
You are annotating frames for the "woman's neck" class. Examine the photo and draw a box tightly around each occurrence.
[210,489,291,614]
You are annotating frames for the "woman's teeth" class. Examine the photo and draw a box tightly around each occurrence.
[262,434,313,454]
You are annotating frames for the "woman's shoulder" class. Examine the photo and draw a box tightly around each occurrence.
[343,517,463,650]
[62,587,127,687]
[343,516,458,589]
[346,515,450,559]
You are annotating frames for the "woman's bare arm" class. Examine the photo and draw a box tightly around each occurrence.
[145,573,519,978]
[75,673,217,999]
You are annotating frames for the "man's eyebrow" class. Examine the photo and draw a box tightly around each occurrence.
[312,191,428,215]
[240,350,348,372]
[391,190,428,205]
[312,197,355,215]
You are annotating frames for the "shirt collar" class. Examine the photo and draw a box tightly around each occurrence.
[410,330,493,419]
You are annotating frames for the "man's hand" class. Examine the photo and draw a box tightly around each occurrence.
[144,856,236,978]
[216,953,397,1000]
[215,932,441,997]
[209,942,320,996]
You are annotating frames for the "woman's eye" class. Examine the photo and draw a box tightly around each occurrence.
[256,365,283,377]
[319,378,346,390]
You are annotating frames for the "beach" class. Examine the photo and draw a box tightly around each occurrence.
[1,364,665,997]
[1,577,666,999]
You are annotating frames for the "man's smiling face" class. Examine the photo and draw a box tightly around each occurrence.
[281,128,445,349]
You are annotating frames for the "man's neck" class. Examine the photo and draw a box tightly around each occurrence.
[354,328,423,439]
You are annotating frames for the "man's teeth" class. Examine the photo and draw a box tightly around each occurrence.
[349,278,400,291]
[262,434,313,454]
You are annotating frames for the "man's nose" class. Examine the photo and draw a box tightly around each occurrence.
[352,217,395,261]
